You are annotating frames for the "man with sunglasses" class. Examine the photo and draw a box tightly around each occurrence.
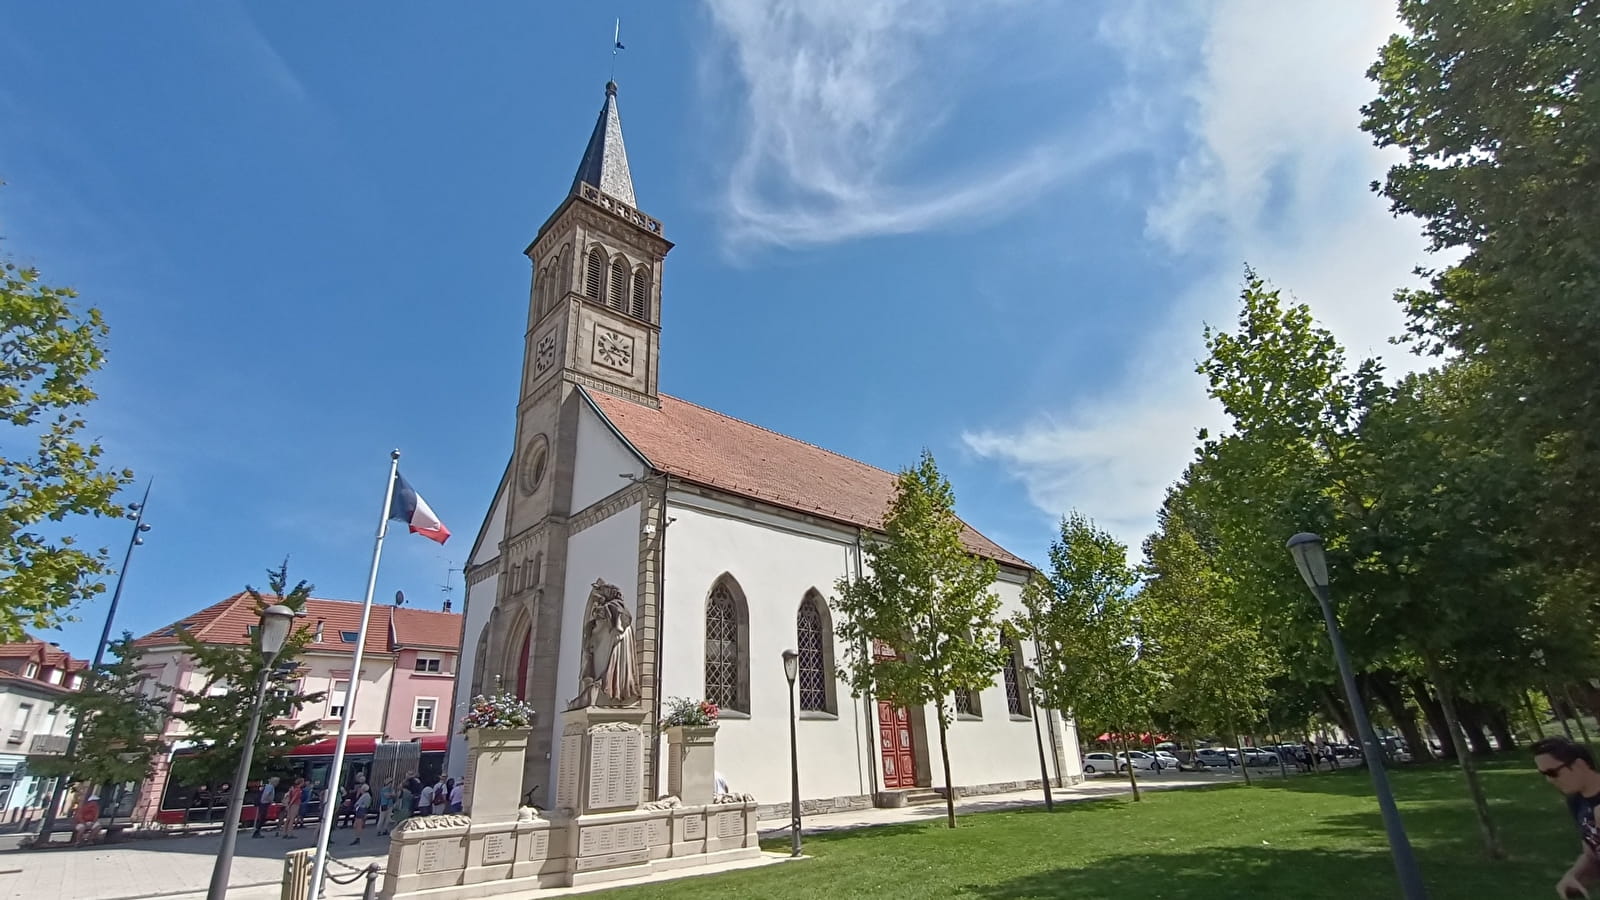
[1534,737,1600,897]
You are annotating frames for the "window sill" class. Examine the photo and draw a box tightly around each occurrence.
[956,713,982,722]
[798,710,838,721]
[410,671,453,678]
[1009,714,1032,723]
[716,709,750,720]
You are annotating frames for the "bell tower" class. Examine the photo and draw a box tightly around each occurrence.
[522,80,672,411]
[487,81,672,806]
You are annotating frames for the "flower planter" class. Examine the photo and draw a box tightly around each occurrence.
[463,727,529,822]
[665,725,718,804]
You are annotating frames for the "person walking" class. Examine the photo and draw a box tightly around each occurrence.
[279,778,303,839]
[349,784,372,845]
[1534,737,1600,898]
[250,777,278,839]
[448,779,464,814]
[388,782,412,833]
[377,781,395,836]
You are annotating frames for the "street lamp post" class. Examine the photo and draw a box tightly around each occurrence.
[1287,533,1428,900]
[207,603,296,900]
[36,481,153,843]
[1023,665,1054,812]
[781,649,801,858]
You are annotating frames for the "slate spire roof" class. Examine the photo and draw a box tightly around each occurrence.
[570,81,636,207]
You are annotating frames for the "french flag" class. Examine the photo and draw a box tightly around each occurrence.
[389,472,451,545]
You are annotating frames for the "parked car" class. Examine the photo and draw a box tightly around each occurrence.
[1153,750,1181,769]
[1240,747,1280,767]
[1082,752,1117,774]
[1117,751,1165,772]
[1192,747,1235,768]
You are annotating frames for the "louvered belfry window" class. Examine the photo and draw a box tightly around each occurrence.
[585,248,605,300]
[705,583,740,711]
[630,266,649,320]
[797,598,827,711]
[608,257,627,310]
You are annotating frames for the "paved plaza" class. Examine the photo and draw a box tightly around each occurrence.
[0,767,1324,900]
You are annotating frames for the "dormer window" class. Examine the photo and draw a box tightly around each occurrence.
[24,663,38,679]
[340,631,359,644]
[47,668,63,685]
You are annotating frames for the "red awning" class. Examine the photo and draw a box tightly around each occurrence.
[291,735,449,756]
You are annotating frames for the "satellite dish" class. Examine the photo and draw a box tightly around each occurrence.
[394,590,406,606]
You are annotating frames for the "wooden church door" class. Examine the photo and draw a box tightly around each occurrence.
[873,641,918,789]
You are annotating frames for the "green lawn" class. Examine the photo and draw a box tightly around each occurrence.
[606,758,1577,898]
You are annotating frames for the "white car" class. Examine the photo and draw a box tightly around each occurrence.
[1082,752,1117,774]
[1153,750,1181,768]
[1117,751,1165,772]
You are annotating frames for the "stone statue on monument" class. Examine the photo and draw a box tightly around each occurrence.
[566,579,640,709]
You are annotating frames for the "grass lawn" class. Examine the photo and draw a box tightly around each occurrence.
[605,757,1578,898]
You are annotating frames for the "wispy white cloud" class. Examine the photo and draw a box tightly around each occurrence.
[699,0,1130,250]
[963,0,1441,549]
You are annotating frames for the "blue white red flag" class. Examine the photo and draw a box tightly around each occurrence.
[389,472,450,544]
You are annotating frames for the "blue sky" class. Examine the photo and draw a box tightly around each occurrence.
[1,1,1435,659]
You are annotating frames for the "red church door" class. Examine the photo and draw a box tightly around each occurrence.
[874,641,918,789]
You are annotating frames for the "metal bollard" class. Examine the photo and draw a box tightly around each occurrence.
[281,848,315,900]
[361,864,379,900]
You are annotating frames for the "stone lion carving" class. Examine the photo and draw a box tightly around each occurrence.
[392,813,473,835]
[713,792,756,804]
[566,579,640,709]
[643,796,682,810]
[517,805,543,822]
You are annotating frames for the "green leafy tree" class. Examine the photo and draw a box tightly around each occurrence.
[1362,0,1600,579]
[0,211,135,640]
[169,564,324,813]
[1021,512,1161,799]
[29,634,168,824]
[833,450,1005,828]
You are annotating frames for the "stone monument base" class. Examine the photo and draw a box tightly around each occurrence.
[379,798,762,900]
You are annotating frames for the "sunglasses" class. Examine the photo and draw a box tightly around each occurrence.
[1541,760,1576,779]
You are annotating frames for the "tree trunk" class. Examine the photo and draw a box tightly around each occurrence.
[1485,704,1517,751]
[1550,687,1577,739]
[1265,714,1288,778]
[1567,688,1594,745]
[1232,729,1252,785]
[1118,733,1141,801]
[1523,693,1547,740]
[935,702,956,829]
[1427,656,1505,858]
[1413,678,1457,760]
[1456,703,1495,756]
[1318,685,1358,742]
[1371,672,1431,762]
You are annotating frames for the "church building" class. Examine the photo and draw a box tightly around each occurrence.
[450,80,1084,818]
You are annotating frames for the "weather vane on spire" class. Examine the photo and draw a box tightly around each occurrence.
[610,18,625,82]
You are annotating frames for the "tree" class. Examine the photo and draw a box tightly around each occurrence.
[29,633,167,824]
[0,218,134,640]
[833,450,1005,828]
[1141,496,1277,785]
[1021,512,1161,799]
[169,564,324,814]
[1362,0,1600,579]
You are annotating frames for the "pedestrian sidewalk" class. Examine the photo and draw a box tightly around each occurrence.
[0,770,1282,900]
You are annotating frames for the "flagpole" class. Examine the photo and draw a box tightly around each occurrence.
[310,449,400,899]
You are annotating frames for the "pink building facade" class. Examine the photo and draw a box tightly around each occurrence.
[128,594,461,826]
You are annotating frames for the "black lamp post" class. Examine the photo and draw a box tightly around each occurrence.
[781,648,801,858]
[207,603,296,900]
[36,483,153,842]
[1287,533,1428,900]
[1023,665,1054,812]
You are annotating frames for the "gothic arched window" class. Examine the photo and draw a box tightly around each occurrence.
[1002,637,1029,718]
[608,257,628,310]
[630,266,649,321]
[705,577,749,713]
[796,591,835,714]
[534,266,547,321]
[585,247,605,300]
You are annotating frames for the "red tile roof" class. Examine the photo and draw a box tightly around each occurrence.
[133,594,463,654]
[0,639,89,689]
[584,389,1030,569]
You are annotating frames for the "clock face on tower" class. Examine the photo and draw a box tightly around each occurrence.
[534,332,558,374]
[592,326,635,374]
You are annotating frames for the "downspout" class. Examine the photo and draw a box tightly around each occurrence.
[647,471,670,800]
[855,529,881,799]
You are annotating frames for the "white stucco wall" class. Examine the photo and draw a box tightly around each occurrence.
[659,495,873,805]
[570,401,643,514]
[551,501,642,793]
[469,483,509,568]
[447,569,499,780]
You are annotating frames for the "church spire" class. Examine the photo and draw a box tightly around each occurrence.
[570,81,636,207]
